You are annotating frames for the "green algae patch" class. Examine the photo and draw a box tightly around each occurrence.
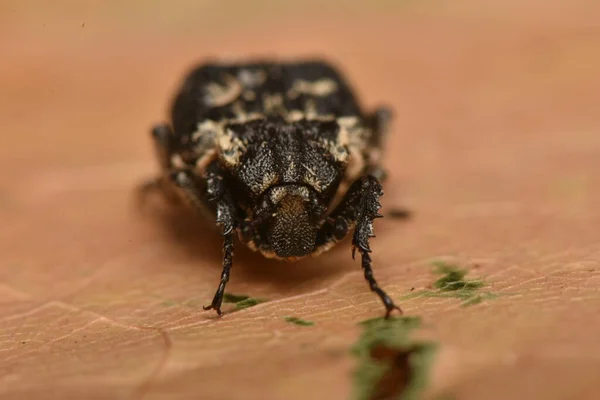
[402,261,498,307]
[222,293,251,303]
[431,261,485,292]
[283,316,315,326]
[351,316,438,400]
[222,293,267,311]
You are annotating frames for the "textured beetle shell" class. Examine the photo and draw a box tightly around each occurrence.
[165,60,379,258]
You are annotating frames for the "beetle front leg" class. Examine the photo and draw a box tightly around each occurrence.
[203,168,236,316]
[315,175,402,318]
[151,123,175,170]
[368,106,393,149]
[139,124,178,201]
[365,107,393,183]
[171,162,237,316]
[203,228,234,316]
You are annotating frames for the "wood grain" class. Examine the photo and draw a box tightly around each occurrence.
[1,1,599,399]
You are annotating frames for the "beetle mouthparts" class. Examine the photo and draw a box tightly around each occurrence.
[267,193,317,258]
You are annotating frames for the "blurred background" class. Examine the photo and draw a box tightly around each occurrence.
[1,1,599,399]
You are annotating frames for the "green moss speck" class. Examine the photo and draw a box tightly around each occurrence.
[222,293,267,311]
[401,261,498,307]
[222,293,250,303]
[351,316,438,400]
[283,316,315,326]
[431,261,484,291]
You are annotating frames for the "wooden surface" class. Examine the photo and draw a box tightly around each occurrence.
[1,1,599,399]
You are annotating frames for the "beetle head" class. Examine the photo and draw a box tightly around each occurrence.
[255,184,326,258]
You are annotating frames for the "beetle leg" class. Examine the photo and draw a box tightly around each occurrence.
[180,161,236,316]
[365,107,393,183]
[202,229,233,316]
[349,176,402,318]
[315,175,402,318]
[151,123,175,170]
[368,106,393,149]
[167,165,236,316]
[138,124,179,202]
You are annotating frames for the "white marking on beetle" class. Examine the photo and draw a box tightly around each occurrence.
[192,120,219,142]
[204,74,242,107]
[305,99,318,119]
[243,90,256,101]
[284,161,297,181]
[287,78,338,98]
[244,170,278,194]
[337,116,362,144]
[170,154,185,169]
[345,148,365,181]
[303,174,322,192]
[302,163,316,177]
[191,120,222,171]
[218,128,247,167]
[263,93,284,113]
[238,69,266,87]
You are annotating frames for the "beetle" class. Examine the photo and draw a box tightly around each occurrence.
[145,60,402,317]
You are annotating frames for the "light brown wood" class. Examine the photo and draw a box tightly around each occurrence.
[1,1,599,399]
